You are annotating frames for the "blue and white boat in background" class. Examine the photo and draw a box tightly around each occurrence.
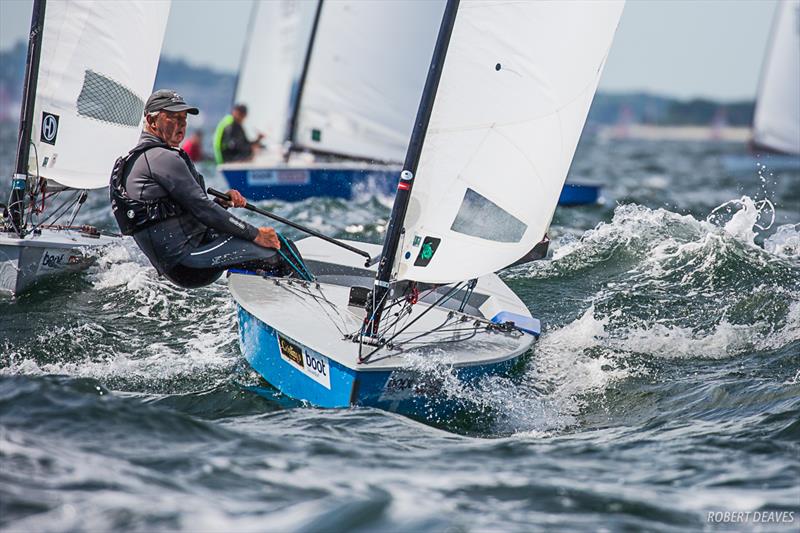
[218,0,442,202]
[229,0,625,420]
[224,160,604,205]
[223,157,603,205]
[219,0,604,206]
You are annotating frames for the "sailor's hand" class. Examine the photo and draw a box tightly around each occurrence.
[254,227,280,249]
[224,189,247,208]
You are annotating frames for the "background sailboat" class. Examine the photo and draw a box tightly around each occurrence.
[218,0,443,202]
[723,0,800,173]
[0,0,170,296]
[228,0,624,420]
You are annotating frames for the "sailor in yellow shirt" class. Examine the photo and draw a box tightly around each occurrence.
[213,104,264,163]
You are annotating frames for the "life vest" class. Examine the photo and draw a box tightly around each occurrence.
[109,142,185,236]
[213,114,234,164]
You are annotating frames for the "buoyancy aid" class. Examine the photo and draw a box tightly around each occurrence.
[109,142,186,236]
[213,114,234,164]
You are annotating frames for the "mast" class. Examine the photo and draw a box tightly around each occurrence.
[9,0,46,238]
[284,0,324,151]
[369,0,460,332]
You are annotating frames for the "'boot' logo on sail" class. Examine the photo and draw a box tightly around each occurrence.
[41,113,59,145]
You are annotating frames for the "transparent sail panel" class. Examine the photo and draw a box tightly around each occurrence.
[31,0,170,189]
[76,70,144,127]
[451,189,527,243]
[395,0,625,283]
[753,0,800,155]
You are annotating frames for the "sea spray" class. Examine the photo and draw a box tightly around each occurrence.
[487,198,800,433]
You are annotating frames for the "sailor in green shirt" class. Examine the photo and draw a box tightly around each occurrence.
[213,104,264,163]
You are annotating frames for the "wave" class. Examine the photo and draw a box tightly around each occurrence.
[3,195,797,437]
[474,198,800,433]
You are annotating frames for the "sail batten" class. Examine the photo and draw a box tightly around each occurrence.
[392,0,625,284]
[30,0,170,190]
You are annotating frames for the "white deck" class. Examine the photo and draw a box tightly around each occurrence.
[229,238,535,371]
[0,228,115,248]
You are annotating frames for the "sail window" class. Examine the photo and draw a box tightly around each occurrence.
[76,70,144,127]
[450,188,527,243]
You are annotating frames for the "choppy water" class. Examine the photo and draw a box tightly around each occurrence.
[1,137,799,531]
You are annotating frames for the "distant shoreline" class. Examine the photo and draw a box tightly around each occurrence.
[0,40,755,130]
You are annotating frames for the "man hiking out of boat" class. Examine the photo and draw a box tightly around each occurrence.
[110,89,300,288]
[213,103,264,163]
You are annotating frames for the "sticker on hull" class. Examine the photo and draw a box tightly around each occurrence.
[380,370,443,401]
[247,169,310,186]
[37,249,85,274]
[277,334,331,389]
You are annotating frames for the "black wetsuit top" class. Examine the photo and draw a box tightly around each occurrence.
[122,133,290,287]
[220,122,253,162]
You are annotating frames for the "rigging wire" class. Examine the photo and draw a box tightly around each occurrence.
[278,280,351,336]
[459,278,477,312]
[29,189,82,232]
[359,282,464,364]
[66,190,89,227]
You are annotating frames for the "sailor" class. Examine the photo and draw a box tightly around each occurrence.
[110,89,294,288]
[181,129,204,162]
[213,103,264,163]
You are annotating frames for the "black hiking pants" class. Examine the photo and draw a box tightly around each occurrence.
[165,232,301,288]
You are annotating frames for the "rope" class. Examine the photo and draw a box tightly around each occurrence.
[276,232,314,281]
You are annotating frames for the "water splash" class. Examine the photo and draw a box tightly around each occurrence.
[491,198,800,433]
[1,240,241,393]
[707,196,774,243]
[764,223,800,262]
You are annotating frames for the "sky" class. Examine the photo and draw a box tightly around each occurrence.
[0,0,780,102]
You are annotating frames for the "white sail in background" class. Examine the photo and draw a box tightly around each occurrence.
[30,0,170,190]
[293,0,445,162]
[235,0,318,143]
[395,0,624,284]
[753,0,800,155]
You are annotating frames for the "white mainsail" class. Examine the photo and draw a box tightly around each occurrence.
[30,0,170,190]
[753,0,800,155]
[292,0,445,162]
[394,0,624,284]
[234,0,318,143]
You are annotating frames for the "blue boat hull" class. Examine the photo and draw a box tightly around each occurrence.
[236,305,520,420]
[221,166,399,202]
[558,182,601,206]
[222,166,601,205]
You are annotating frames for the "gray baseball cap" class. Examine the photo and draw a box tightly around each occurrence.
[144,89,199,115]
